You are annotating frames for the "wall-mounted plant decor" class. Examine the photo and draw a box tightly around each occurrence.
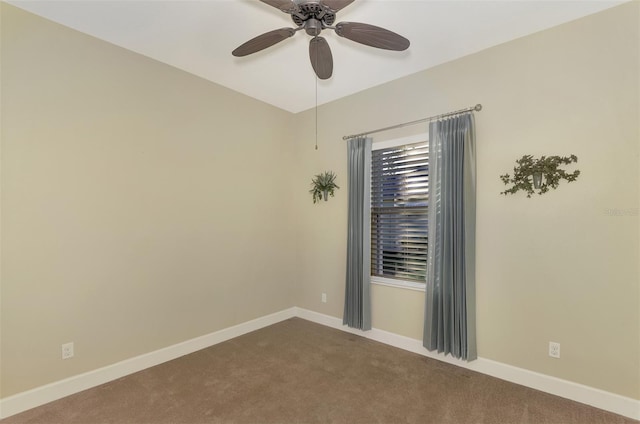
[310,171,339,203]
[500,155,580,198]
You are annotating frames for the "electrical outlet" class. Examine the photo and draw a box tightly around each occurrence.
[62,342,74,360]
[548,341,560,358]
[321,293,327,303]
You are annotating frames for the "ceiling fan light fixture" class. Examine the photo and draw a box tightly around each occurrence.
[305,18,323,36]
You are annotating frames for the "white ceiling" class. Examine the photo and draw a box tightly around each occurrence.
[8,0,626,113]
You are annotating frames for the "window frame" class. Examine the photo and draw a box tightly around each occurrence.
[370,133,428,292]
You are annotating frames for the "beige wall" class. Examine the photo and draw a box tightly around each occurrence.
[0,4,296,397]
[1,0,639,405]
[293,2,639,400]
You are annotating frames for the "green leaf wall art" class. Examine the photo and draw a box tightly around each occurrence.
[500,155,580,198]
[310,171,339,203]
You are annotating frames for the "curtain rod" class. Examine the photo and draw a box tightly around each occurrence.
[342,104,482,140]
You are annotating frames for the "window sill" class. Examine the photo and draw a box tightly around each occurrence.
[371,276,426,292]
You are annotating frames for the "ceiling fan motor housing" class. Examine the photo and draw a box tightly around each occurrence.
[292,1,336,28]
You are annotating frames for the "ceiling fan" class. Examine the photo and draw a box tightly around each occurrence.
[232,0,410,80]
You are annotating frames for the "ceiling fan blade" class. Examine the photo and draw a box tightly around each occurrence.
[260,0,298,13]
[309,37,333,80]
[232,28,296,57]
[322,0,355,12]
[335,22,410,51]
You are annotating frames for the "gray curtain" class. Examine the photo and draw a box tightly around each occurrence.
[343,136,372,330]
[423,113,477,361]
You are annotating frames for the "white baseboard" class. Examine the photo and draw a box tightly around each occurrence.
[2,306,638,421]
[0,307,297,419]
[294,307,640,421]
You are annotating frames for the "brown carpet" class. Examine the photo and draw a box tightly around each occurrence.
[1,317,637,424]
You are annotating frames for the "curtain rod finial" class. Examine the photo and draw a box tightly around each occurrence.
[474,104,482,112]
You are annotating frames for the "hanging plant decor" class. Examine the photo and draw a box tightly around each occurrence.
[310,171,339,203]
[500,155,580,198]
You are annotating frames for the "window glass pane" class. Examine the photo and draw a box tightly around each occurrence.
[371,141,428,283]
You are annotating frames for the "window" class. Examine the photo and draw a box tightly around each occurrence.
[371,135,428,290]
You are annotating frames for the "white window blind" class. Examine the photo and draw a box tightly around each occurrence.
[371,141,428,283]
